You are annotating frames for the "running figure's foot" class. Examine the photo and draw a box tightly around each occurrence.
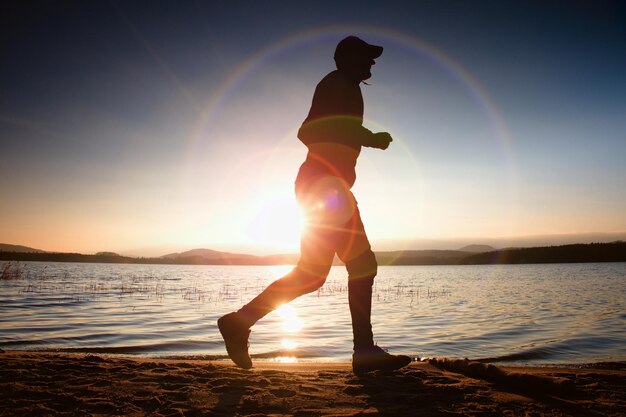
[352,345,412,375]
[217,312,252,369]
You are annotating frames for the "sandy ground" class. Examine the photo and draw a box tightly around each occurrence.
[1,351,625,416]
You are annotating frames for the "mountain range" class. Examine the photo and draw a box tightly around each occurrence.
[2,241,624,265]
[0,243,46,253]
[0,242,498,265]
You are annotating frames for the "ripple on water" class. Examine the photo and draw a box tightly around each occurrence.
[0,261,625,364]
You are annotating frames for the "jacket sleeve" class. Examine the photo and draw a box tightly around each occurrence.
[298,117,379,148]
[298,75,379,148]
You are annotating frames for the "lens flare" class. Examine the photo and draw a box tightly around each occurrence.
[183,25,520,244]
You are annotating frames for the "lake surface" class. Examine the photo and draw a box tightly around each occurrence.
[1,261,625,365]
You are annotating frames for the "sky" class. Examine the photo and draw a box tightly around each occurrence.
[1,1,625,256]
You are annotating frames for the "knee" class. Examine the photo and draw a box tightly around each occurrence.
[290,263,329,295]
[346,250,377,281]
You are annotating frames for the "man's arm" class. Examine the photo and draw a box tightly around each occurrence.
[360,130,393,150]
[299,76,392,150]
[299,118,390,149]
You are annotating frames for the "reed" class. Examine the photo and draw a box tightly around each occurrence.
[4,263,451,308]
[0,262,24,280]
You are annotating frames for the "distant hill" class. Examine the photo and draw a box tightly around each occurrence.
[458,244,496,253]
[2,242,624,266]
[459,241,626,264]
[375,250,469,265]
[161,248,254,259]
[162,248,256,263]
[0,243,45,253]
[95,251,120,257]
[163,248,226,259]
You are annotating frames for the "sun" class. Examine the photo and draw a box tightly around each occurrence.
[245,192,306,252]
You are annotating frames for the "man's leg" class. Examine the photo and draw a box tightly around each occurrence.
[236,260,331,327]
[346,251,376,350]
[338,197,412,374]
[337,204,377,350]
[219,219,335,369]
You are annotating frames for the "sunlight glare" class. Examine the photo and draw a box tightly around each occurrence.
[269,265,294,279]
[281,339,298,350]
[276,304,303,333]
[271,356,297,364]
[246,194,304,252]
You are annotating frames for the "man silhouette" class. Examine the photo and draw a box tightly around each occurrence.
[218,36,411,375]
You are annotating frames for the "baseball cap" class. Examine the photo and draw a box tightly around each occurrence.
[334,36,383,61]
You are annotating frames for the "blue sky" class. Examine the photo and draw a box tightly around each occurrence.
[1,1,625,255]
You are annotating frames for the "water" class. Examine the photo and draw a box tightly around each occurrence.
[1,261,625,365]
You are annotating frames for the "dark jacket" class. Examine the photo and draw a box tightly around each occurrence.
[296,70,379,190]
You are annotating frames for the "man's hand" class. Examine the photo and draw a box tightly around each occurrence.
[373,132,393,150]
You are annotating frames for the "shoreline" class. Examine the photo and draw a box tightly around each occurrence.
[4,348,626,370]
[1,351,624,416]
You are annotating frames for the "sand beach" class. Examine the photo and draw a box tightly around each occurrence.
[1,350,624,416]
